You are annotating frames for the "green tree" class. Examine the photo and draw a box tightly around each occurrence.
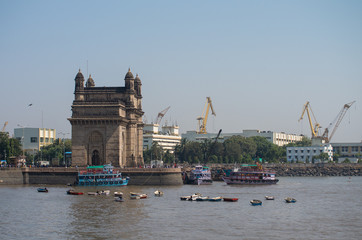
[0,132,22,162]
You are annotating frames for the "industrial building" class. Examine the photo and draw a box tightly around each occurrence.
[286,144,333,163]
[14,128,56,153]
[330,142,362,163]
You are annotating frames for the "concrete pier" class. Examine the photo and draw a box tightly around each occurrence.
[0,167,183,185]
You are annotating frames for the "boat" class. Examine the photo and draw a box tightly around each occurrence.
[154,190,164,197]
[98,190,110,195]
[130,192,147,199]
[180,193,202,201]
[265,196,275,200]
[76,164,130,186]
[222,163,279,185]
[87,192,98,195]
[250,199,262,206]
[184,165,213,185]
[37,188,48,193]
[223,197,238,202]
[208,196,222,202]
[114,192,123,197]
[195,196,209,201]
[115,196,124,202]
[285,197,297,203]
[66,189,84,195]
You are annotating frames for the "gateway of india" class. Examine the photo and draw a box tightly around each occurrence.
[68,69,144,167]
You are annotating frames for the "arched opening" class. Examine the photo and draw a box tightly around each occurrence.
[92,150,101,166]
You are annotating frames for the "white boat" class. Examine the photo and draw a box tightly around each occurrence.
[87,192,98,195]
[114,196,124,202]
[98,190,110,195]
[265,196,275,200]
[154,190,163,197]
[130,192,148,199]
[180,193,201,201]
[114,191,123,197]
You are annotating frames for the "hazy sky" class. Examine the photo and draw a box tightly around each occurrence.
[1,0,361,142]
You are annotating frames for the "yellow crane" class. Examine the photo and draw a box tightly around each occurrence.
[2,121,8,132]
[197,97,216,134]
[299,101,321,138]
[321,101,355,143]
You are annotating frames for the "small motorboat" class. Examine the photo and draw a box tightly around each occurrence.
[114,191,123,197]
[98,190,110,195]
[37,188,48,193]
[87,192,98,196]
[154,190,164,197]
[250,199,262,206]
[130,192,147,199]
[208,196,222,202]
[130,195,141,200]
[180,193,201,201]
[285,197,297,203]
[115,196,124,202]
[67,189,84,195]
[223,197,238,202]
[195,196,209,201]
[265,196,275,200]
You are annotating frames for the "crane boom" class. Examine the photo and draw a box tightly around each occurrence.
[322,101,355,143]
[299,101,321,138]
[155,106,170,125]
[2,121,8,132]
[197,97,216,134]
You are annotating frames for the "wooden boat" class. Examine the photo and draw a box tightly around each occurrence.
[37,188,48,193]
[195,196,209,201]
[67,189,84,195]
[98,190,110,195]
[265,196,275,200]
[130,192,147,199]
[180,193,201,201]
[87,192,98,195]
[115,196,124,202]
[130,195,140,200]
[114,192,123,197]
[250,199,262,206]
[208,196,222,202]
[285,197,297,203]
[154,190,164,197]
[223,197,238,202]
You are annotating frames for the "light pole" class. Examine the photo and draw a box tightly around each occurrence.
[17,124,25,166]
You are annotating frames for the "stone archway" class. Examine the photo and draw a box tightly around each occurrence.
[92,150,101,166]
[88,131,104,166]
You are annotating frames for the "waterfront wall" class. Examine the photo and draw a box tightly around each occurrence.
[209,163,362,180]
[0,167,183,185]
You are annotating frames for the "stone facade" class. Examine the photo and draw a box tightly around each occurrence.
[68,69,144,167]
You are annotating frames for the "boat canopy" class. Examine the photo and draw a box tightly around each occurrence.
[87,165,104,169]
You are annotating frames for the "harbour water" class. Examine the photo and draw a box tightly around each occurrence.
[0,177,361,240]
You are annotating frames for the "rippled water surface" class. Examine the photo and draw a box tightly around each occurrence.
[0,177,361,240]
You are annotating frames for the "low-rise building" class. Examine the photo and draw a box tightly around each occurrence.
[330,142,362,163]
[286,144,333,163]
[14,128,56,153]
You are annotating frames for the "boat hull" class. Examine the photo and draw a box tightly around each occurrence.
[223,177,279,185]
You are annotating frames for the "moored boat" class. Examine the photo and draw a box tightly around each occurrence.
[222,163,279,185]
[76,164,129,187]
[98,190,110,195]
[265,196,275,200]
[208,196,222,202]
[185,165,213,185]
[180,193,201,201]
[285,197,297,203]
[154,190,163,197]
[114,192,123,197]
[195,196,209,201]
[115,196,124,202]
[130,192,147,199]
[87,192,98,195]
[37,188,48,193]
[223,197,238,202]
[67,189,84,195]
[250,199,262,206]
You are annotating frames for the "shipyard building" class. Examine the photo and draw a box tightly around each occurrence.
[143,123,181,153]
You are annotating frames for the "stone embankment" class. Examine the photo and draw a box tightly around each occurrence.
[209,163,362,180]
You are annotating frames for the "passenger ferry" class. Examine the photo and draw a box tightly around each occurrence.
[222,163,278,185]
[185,165,213,185]
[76,164,129,186]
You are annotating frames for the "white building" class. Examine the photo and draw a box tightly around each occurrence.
[181,129,303,146]
[286,144,333,163]
[143,124,181,153]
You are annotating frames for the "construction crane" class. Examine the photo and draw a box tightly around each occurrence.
[197,97,216,134]
[155,106,170,125]
[2,121,8,132]
[321,101,355,143]
[299,101,321,138]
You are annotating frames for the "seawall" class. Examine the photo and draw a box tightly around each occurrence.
[0,167,183,185]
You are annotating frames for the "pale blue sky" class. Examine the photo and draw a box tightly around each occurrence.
[1,0,361,142]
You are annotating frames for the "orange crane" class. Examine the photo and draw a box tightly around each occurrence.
[299,101,321,138]
[197,97,216,134]
[155,106,170,125]
[1,121,8,132]
[321,101,355,143]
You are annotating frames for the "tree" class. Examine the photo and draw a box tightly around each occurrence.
[0,132,22,162]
